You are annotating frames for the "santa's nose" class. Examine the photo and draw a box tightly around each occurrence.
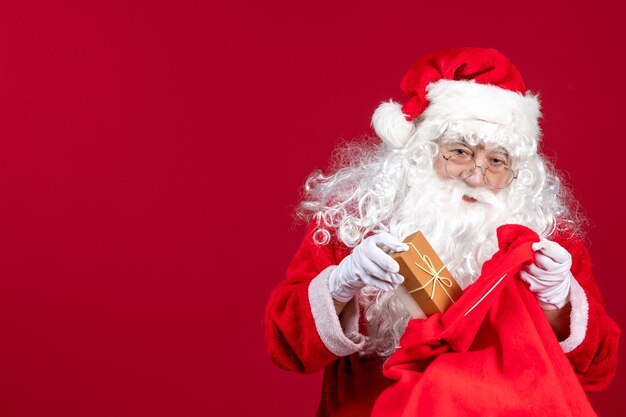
[464,166,485,188]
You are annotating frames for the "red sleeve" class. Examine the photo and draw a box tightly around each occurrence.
[555,233,621,391]
[264,221,359,374]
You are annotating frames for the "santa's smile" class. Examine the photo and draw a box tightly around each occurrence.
[462,195,477,203]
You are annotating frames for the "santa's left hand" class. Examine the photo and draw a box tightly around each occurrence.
[519,239,573,310]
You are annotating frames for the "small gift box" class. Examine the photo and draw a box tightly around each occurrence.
[392,231,463,318]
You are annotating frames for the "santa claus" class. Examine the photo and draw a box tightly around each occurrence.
[265,48,619,417]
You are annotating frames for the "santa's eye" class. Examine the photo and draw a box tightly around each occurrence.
[450,148,472,157]
[488,156,508,166]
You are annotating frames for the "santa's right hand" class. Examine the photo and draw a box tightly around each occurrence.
[328,233,408,303]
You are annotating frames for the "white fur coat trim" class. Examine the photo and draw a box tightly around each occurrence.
[308,266,365,357]
[559,277,589,353]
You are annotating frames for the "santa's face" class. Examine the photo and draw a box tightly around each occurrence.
[433,140,513,200]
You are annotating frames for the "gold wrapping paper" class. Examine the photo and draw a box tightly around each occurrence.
[391,231,463,317]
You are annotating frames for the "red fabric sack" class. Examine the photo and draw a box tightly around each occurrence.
[371,224,597,417]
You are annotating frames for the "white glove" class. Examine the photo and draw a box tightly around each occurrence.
[328,232,408,303]
[519,239,573,310]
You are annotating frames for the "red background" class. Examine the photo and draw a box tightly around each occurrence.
[0,1,624,416]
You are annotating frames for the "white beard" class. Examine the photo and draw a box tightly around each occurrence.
[361,170,513,356]
[389,170,511,288]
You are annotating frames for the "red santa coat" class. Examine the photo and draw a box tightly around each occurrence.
[265,221,620,417]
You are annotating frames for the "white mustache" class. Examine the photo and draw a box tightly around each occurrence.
[447,180,505,207]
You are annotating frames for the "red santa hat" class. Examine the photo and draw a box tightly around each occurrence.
[372,48,541,154]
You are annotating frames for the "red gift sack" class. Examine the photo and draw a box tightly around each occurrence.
[371,224,600,417]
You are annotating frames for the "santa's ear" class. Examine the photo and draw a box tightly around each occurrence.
[371,100,415,149]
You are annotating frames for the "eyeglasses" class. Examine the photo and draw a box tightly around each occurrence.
[441,148,517,189]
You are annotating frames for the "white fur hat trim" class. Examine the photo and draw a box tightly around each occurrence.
[372,79,541,153]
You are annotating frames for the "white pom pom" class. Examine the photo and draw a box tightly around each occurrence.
[371,100,415,149]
